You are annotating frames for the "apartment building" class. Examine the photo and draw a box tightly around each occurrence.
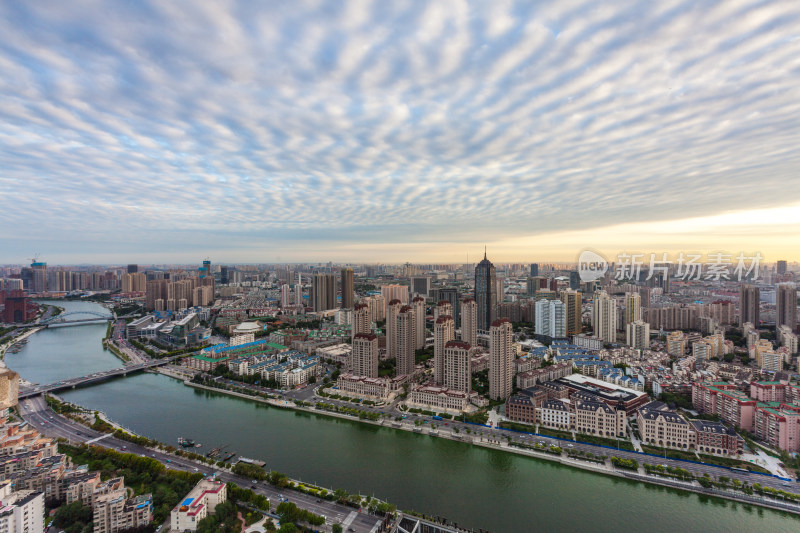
[754,403,800,453]
[171,478,227,532]
[637,401,694,450]
[692,382,757,431]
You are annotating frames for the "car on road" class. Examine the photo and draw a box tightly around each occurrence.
[252,480,258,484]
[567,444,574,447]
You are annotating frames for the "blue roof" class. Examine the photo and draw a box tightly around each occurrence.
[182,497,193,506]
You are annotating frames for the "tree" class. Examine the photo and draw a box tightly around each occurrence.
[332,525,344,533]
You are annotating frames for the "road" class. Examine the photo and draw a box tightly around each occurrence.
[20,396,384,533]
[202,376,800,493]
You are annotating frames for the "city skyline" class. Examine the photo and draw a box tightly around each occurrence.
[3,1,800,263]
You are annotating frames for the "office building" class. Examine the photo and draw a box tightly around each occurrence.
[412,296,426,350]
[535,299,566,338]
[777,260,788,276]
[127,264,138,274]
[386,299,402,360]
[438,288,461,325]
[434,315,455,385]
[489,318,514,400]
[776,283,797,331]
[560,290,582,336]
[411,276,431,296]
[592,290,617,343]
[739,284,760,326]
[475,251,498,331]
[569,271,580,290]
[530,263,539,277]
[443,340,471,393]
[340,268,354,309]
[397,306,416,376]
[461,297,478,346]
[626,320,650,350]
[352,333,379,378]
[311,273,337,312]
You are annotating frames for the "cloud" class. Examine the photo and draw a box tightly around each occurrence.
[1,0,799,263]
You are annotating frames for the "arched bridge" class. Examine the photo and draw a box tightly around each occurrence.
[41,311,114,326]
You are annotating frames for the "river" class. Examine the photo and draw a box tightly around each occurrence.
[5,300,800,533]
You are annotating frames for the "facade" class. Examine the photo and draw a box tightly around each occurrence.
[537,399,573,430]
[396,306,416,376]
[637,401,693,450]
[624,292,642,325]
[443,340,471,393]
[386,299,402,361]
[592,291,617,343]
[691,420,744,456]
[754,404,800,453]
[433,316,454,386]
[93,489,153,533]
[475,252,498,331]
[381,285,408,311]
[460,298,478,346]
[692,382,757,431]
[515,362,572,389]
[488,318,514,400]
[412,297,426,350]
[352,303,371,340]
[336,374,398,400]
[0,489,44,533]
[505,387,549,424]
[626,320,650,349]
[408,385,470,412]
[776,283,797,332]
[535,299,566,338]
[560,290,582,336]
[351,333,378,378]
[739,284,760,326]
[170,478,227,532]
[666,331,687,356]
[340,268,354,309]
[411,276,431,296]
[574,398,627,438]
[311,273,337,312]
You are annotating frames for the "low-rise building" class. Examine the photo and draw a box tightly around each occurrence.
[690,420,744,456]
[171,478,227,532]
[637,401,694,451]
[537,399,573,431]
[407,385,471,413]
[505,387,548,425]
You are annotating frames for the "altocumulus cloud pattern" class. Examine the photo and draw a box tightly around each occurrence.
[1,1,800,262]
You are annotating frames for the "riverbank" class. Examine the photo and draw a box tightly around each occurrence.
[0,327,43,360]
[186,378,800,516]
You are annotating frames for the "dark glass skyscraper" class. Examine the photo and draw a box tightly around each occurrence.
[530,263,539,277]
[475,251,497,331]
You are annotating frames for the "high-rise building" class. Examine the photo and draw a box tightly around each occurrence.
[438,288,461,325]
[444,340,472,393]
[530,263,539,277]
[30,262,47,293]
[220,266,229,284]
[352,333,378,378]
[434,301,452,322]
[667,331,687,356]
[560,290,582,336]
[461,297,478,346]
[122,272,146,293]
[739,284,760,326]
[489,318,514,400]
[352,303,371,340]
[434,315,455,385]
[412,296,426,350]
[280,284,292,307]
[626,320,650,349]
[776,283,797,332]
[396,305,416,376]
[311,273,337,311]
[127,264,138,274]
[411,276,431,296]
[340,268,354,309]
[624,292,642,325]
[294,281,303,308]
[366,294,385,322]
[145,279,168,310]
[777,260,788,276]
[475,251,498,331]
[569,271,580,291]
[386,299,402,360]
[381,284,408,313]
[535,299,566,338]
[592,290,617,343]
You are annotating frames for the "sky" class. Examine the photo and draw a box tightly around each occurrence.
[1,0,800,265]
